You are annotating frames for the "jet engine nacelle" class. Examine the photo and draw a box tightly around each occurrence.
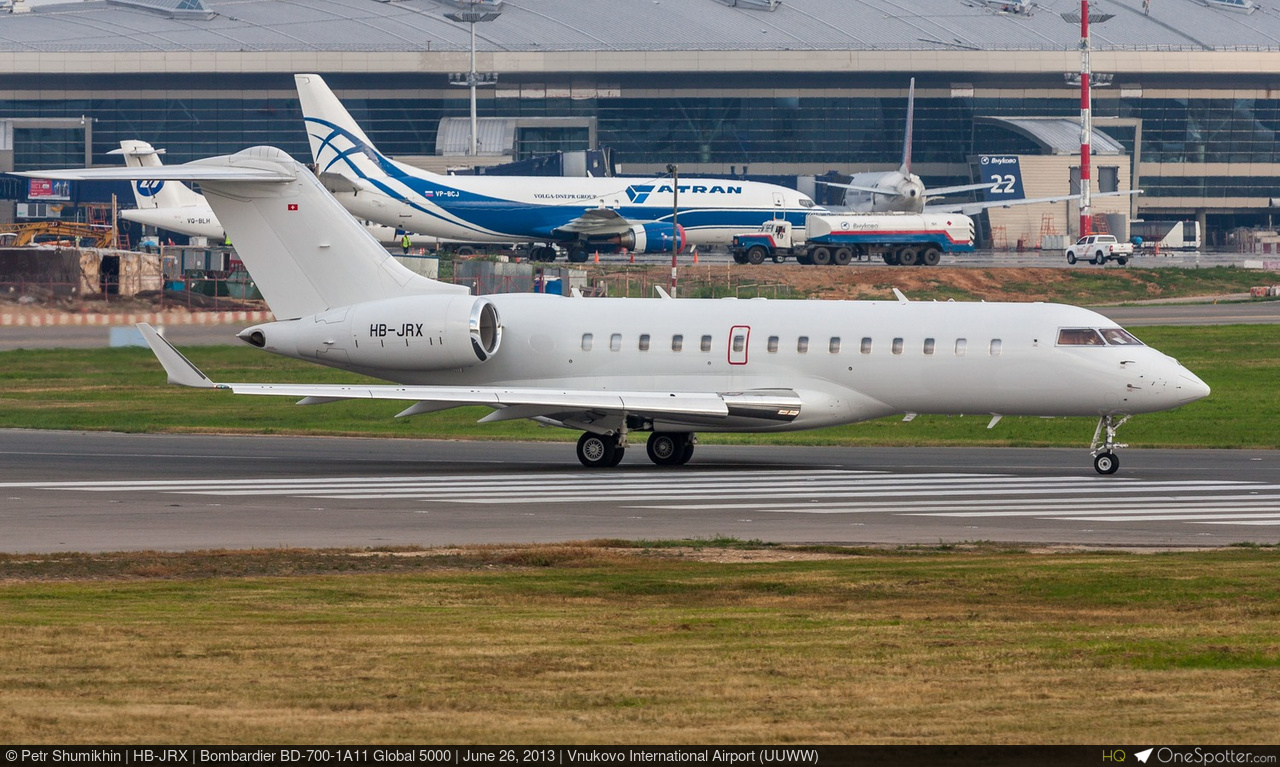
[241,294,502,372]
[621,223,686,253]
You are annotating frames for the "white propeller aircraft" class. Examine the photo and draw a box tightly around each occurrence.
[295,74,822,262]
[17,147,1209,473]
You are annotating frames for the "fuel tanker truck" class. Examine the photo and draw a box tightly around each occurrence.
[731,212,975,266]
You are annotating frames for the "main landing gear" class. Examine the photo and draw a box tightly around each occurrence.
[1089,414,1131,475]
[575,431,697,468]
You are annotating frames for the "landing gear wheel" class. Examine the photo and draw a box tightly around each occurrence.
[1089,414,1132,475]
[833,247,853,266]
[576,432,619,468]
[677,436,696,465]
[534,245,558,262]
[810,247,832,266]
[567,244,588,263]
[746,245,768,265]
[646,432,687,466]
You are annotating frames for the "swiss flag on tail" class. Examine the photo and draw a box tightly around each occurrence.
[287,203,298,211]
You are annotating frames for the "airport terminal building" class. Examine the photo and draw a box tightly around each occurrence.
[2,0,1280,246]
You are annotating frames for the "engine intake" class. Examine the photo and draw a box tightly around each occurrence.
[619,223,686,254]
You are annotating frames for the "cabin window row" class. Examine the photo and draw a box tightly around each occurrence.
[581,333,1004,356]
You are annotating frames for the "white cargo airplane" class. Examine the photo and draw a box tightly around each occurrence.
[826,79,1139,215]
[295,74,822,262]
[110,139,439,249]
[17,147,1209,473]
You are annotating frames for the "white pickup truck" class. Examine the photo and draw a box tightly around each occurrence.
[1065,234,1134,266]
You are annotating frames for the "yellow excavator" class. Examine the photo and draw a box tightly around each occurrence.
[0,220,116,248]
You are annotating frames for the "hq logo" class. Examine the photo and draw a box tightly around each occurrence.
[626,185,655,204]
[135,179,166,198]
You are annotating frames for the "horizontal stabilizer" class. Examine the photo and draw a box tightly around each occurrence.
[11,164,293,183]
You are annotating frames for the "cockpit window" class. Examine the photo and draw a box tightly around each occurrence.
[1101,328,1144,346]
[1057,328,1106,346]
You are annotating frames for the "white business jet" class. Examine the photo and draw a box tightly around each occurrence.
[17,147,1209,473]
[295,74,821,262]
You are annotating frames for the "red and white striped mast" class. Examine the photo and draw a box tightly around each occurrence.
[1078,0,1093,237]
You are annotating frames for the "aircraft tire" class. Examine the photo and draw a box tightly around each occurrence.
[1093,451,1119,475]
[832,247,853,266]
[577,432,618,468]
[746,245,768,265]
[677,436,696,465]
[897,247,919,266]
[810,247,832,266]
[646,432,685,466]
[567,245,588,263]
[920,247,941,267]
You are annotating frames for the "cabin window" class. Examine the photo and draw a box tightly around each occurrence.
[892,338,903,355]
[990,339,1003,356]
[1057,328,1106,346]
[955,338,967,356]
[672,334,684,352]
[1102,328,1144,346]
[701,334,713,352]
[610,333,622,352]
[581,333,593,351]
[767,336,779,353]
[732,334,746,354]
[923,338,935,355]
[829,337,841,354]
[860,337,872,354]
[639,334,650,351]
[797,336,809,353]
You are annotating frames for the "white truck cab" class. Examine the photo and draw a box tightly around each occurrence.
[1066,234,1134,266]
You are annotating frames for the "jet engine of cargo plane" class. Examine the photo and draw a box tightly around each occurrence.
[239,294,501,371]
[614,222,687,253]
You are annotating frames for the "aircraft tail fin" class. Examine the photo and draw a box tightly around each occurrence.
[294,73,420,185]
[899,78,915,175]
[109,140,206,210]
[192,147,465,319]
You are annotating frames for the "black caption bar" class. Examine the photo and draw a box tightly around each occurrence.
[4,747,1280,767]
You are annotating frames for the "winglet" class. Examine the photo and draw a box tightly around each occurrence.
[892,288,909,304]
[136,323,216,388]
[654,286,672,299]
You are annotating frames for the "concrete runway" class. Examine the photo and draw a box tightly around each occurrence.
[2,429,1276,553]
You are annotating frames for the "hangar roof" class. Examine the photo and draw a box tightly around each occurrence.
[2,0,1279,53]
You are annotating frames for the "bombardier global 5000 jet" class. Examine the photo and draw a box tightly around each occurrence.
[19,147,1209,473]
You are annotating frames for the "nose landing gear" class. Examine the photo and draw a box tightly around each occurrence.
[1090,414,1131,475]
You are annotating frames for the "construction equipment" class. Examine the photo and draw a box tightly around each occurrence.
[0,221,115,248]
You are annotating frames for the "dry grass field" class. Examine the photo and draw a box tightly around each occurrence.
[2,543,1278,744]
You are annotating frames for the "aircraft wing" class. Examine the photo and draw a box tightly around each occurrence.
[9,161,294,183]
[138,324,799,426]
[925,181,998,198]
[816,180,890,195]
[927,189,1143,215]
[552,207,632,237]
